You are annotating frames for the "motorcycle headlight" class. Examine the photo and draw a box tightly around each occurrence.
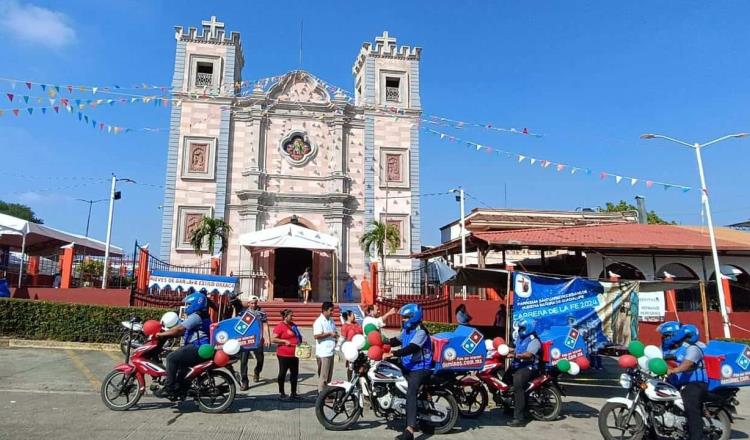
[619,373,632,389]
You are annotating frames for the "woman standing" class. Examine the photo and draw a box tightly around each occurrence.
[299,267,312,304]
[272,309,302,400]
[340,311,363,381]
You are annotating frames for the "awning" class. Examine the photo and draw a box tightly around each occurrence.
[239,224,338,252]
[148,270,238,295]
[0,212,123,256]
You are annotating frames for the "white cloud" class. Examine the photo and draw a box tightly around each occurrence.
[0,0,76,49]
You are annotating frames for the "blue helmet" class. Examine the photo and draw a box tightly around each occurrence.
[673,324,700,345]
[399,303,423,329]
[657,320,681,350]
[517,318,536,339]
[183,292,208,315]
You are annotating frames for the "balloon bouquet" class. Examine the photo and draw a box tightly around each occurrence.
[485,336,590,376]
[340,323,391,363]
[616,340,669,376]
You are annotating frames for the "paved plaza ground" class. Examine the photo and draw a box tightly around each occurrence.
[0,347,748,440]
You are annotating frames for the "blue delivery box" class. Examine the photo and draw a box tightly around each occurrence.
[210,309,262,352]
[703,340,750,390]
[538,325,589,366]
[432,325,487,371]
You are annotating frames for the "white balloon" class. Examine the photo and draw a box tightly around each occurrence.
[352,334,366,350]
[638,355,650,371]
[644,345,663,359]
[498,344,510,356]
[485,340,495,351]
[160,311,180,329]
[568,361,581,376]
[342,342,359,362]
[222,339,241,356]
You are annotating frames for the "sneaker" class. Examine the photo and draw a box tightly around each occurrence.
[395,430,414,440]
[279,394,288,401]
[253,374,260,383]
[153,387,171,399]
[508,419,526,428]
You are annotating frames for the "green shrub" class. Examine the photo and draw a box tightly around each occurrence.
[424,321,458,334]
[0,298,165,343]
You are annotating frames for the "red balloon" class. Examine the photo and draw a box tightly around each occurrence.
[618,354,638,369]
[367,331,383,347]
[142,320,161,336]
[213,350,230,367]
[368,345,384,361]
[493,337,506,349]
[382,344,391,353]
[576,356,590,370]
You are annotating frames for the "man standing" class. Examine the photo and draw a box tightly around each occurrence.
[362,303,397,331]
[313,301,338,393]
[238,295,270,391]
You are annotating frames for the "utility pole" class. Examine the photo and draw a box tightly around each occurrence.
[102,175,135,289]
[452,187,467,299]
[76,198,107,237]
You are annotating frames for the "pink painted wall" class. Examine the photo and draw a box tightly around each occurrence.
[11,288,131,307]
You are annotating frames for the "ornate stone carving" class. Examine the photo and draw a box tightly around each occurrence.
[189,143,208,173]
[386,153,401,182]
[279,130,317,166]
[268,72,329,104]
[184,213,203,243]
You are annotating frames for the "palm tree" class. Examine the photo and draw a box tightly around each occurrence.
[359,221,401,265]
[189,216,233,256]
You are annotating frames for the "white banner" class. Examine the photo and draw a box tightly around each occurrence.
[638,291,665,322]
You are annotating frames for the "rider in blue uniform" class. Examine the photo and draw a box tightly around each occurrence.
[382,303,433,440]
[504,318,542,427]
[664,324,707,440]
[656,320,681,356]
[154,291,212,399]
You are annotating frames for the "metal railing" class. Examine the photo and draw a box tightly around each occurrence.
[71,254,134,289]
[378,263,441,298]
[385,86,400,102]
[195,72,213,88]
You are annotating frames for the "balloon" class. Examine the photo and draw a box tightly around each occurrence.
[556,359,571,373]
[649,357,668,376]
[351,334,366,350]
[342,341,359,362]
[618,354,638,369]
[485,340,495,351]
[213,350,230,367]
[198,344,215,360]
[362,341,371,351]
[382,344,391,353]
[367,331,383,347]
[497,344,510,356]
[576,356,590,370]
[142,320,161,336]
[364,323,378,335]
[368,345,384,361]
[628,341,645,358]
[222,339,241,356]
[569,361,581,376]
[638,356,650,371]
[493,337,506,348]
[644,345,663,359]
[160,311,180,329]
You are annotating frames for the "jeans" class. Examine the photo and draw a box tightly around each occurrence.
[317,356,334,393]
[277,356,299,395]
[589,354,603,369]
[240,347,264,382]
[164,345,203,392]
[503,366,534,421]
[681,382,708,440]
[405,369,431,430]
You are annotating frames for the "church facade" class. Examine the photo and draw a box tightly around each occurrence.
[159,17,422,301]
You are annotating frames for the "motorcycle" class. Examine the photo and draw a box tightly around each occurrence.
[315,353,459,434]
[598,367,737,440]
[454,351,563,420]
[119,316,177,355]
[101,317,237,413]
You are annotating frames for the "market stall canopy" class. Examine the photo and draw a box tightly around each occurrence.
[239,224,338,252]
[0,212,123,257]
[148,270,238,295]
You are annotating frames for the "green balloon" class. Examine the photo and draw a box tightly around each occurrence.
[364,324,378,335]
[198,344,215,360]
[556,359,571,373]
[649,357,668,376]
[361,341,371,351]
[628,341,645,358]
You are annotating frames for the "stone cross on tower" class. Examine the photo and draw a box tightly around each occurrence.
[375,31,397,53]
[201,15,225,38]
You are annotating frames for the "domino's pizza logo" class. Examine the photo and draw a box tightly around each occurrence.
[462,329,484,354]
[444,348,457,361]
[564,328,579,349]
[737,346,750,371]
[234,310,257,335]
[514,274,532,299]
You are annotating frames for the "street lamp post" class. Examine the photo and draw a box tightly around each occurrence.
[641,132,748,338]
[451,187,467,299]
[76,198,107,237]
[102,175,136,289]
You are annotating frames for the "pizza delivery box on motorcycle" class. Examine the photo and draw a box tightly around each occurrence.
[431,325,488,371]
[211,309,263,352]
[538,325,589,366]
[703,340,750,390]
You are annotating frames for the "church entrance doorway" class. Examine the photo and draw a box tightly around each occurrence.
[273,247,312,300]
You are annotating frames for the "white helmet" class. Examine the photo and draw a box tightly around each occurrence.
[160,311,180,329]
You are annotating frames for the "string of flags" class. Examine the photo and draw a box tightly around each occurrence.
[1,93,175,112]
[0,78,169,95]
[424,127,692,192]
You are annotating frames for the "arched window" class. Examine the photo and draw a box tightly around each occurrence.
[709,265,750,312]
[656,263,701,311]
[599,262,646,280]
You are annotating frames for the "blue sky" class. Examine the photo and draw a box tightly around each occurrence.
[1,1,749,253]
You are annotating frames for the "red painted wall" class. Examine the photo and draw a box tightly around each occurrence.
[11,288,131,307]
[450,299,503,325]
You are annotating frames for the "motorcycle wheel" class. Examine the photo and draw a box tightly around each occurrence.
[419,390,459,435]
[709,410,731,440]
[457,381,488,418]
[195,370,236,413]
[101,370,142,411]
[315,387,361,431]
[597,401,645,440]
[529,384,562,421]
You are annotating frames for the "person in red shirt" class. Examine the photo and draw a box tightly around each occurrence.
[272,309,302,400]
[340,311,363,380]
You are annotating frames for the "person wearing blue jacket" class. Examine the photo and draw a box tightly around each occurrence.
[504,318,542,427]
[665,324,708,440]
[382,303,433,440]
[154,291,212,399]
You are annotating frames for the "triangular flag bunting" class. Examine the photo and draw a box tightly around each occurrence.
[646,180,654,188]
[100,123,105,130]
[600,172,608,180]
[41,107,46,114]
[615,175,623,184]
[630,178,638,186]
[92,87,98,94]
[12,109,19,116]
[67,85,73,93]
[40,84,46,91]
[25,82,32,89]
[22,96,29,104]
[530,158,537,165]
[476,144,482,151]
[571,167,578,174]
[682,187,690,193]
[518,155,525,163]
[53,106,59,113]
[523,128,528,135]
[556,164,565,172]
[6,93,13,102]
[27,108,33,115]
[49,98,55,106]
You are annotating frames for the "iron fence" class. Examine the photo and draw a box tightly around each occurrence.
[378,263,442,298]
[71,254,134,289]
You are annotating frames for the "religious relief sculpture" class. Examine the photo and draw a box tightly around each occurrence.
[279,131,317,166]
[184,213,204,243]
[386,154,401,182]
[189,143,208,173]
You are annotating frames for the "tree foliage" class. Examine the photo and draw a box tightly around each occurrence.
[189,216,233,256]
[359,221,401,261]
[600,200,676,225]
[0,200,43,223]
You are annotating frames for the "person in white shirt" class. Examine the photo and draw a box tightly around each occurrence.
[362,304,397,331]
[313,301,338,393]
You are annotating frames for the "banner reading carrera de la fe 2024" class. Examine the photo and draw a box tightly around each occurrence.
[512,272,639,359]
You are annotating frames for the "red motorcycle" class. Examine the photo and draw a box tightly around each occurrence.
[456,351,564,421]
[100,318,236,413]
